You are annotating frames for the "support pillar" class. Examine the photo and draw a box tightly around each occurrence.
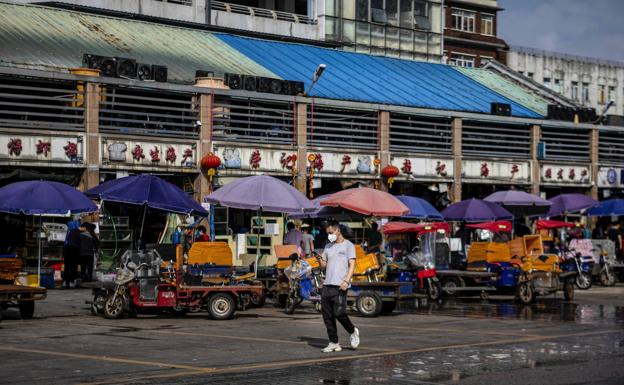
[378,110,390,192]
[451,117,462,203]
[590,127,599,200]
[82,82,100,192]
[295,102,308,194]
[195,92,213,202]
[530,124,541,195]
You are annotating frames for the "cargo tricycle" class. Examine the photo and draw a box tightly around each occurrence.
[91,244,264,320]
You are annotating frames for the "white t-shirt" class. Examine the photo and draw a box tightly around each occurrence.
[322,240,356,286]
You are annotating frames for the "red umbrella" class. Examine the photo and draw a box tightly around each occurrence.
[535,219,575,230]
[383,221,450,235]
[320,187,409,217]
[465,221,513,233]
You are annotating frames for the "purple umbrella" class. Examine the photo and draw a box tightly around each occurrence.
[484,190,551,217]
[441,198,514,222]
[204,175,315,213]
[546,194,598,217]
[204,175,314,276]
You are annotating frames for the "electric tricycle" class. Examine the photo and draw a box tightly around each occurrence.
[383,221,443,301]
[91,246,264,320]
[283,253,322,314]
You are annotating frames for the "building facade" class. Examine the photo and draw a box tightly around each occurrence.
[443,0,508,68]
[1,1,623,209]
[12,0,444,62]
[508,46,624,117]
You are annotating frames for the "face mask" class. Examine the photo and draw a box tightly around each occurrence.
[328,233,338,243]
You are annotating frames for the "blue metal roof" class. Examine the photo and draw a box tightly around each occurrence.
[216,34,542,118]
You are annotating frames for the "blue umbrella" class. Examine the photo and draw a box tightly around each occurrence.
[85,174,207,217]
[0,180,96,216]
[586,199,624,217]
[86,174,207,248]
[0,180,97,286]
[396,195,443,220]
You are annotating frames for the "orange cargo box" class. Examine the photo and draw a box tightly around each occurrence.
[187,242,232,266]
[354,245,380,276]
[467,242,511,264]
[274,245,298,269]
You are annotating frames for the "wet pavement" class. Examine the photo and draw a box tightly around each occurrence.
[1,286,623,385]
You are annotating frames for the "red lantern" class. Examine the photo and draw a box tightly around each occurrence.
[201,152,221,193]
[381,165,400,188]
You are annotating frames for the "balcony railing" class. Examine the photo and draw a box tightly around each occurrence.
[211,1,317,24]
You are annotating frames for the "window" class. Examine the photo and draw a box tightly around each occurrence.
[608,86,616,103]
[451,9,475,32]
[481,14,494,35]
[400,0,413,27]
[571,81,579,101]
[448,54,475,68]
[582,83,590,102]
[527,72,534,79]
[414,0,430,29]
[554,78,562,93]
[543,77,551,88]
[599,85,606,104]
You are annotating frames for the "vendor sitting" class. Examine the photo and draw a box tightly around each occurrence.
[195,225,210,242]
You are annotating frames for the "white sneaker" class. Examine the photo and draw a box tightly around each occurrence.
[321,342,342,353]
[350,328,360,349]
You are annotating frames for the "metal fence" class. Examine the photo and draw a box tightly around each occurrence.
[99,86,199,138]
[308,107,378,150]
[212,1,317,24]
[212,98,295,145]
[389,113,452,154]
[599,128,624,164]
[0,76,84,131]
[540,126,590,161]
[462,121,531,158]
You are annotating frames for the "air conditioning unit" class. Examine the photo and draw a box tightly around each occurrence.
[152,65,168,82]
[115,57,137,78]
[243,75,258,92]
[490,102,511,116]
[82,54,117,77]
[282,80,305,95]
[137,63,153,81]
[224,73,243,89]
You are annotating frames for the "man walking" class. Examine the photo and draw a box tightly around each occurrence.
[317,220,360,353]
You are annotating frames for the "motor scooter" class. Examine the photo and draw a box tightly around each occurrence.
[283,253,322,314]
[561,248,593,290]
[593,244,617,286]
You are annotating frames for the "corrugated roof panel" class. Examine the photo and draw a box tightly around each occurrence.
[216,33,542,118]
[456,66,549,116]
[0,1,275,83]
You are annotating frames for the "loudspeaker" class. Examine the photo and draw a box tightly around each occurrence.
[82,54,117,77]
[195,70,214,78]
[268,78,283,94]
[606,115,624,127]
[243,75,258,92]
[547,104,559,120]
[224,73,243,89]
[491,102,511,116]
[136,63,153,81]
[115,57,137,78]
[152,65,168,82]
[578,108,597,123]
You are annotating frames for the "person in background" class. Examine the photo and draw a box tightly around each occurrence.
[283,221,303,249]
[592,222,606,239]
[195,225,210,242]
[607,222,622,260]
[366,222,382,253]
[314,222,329,251]
[316,220,359,353]
[301,224,315,257]
[63,220,81,289]
[79,222,99,283]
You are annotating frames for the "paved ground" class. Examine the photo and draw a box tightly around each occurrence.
[1,286,623,385]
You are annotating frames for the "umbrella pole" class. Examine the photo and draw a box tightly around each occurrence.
[38,215,42,287]
[255,208,262,278]
[138,205,147,250]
